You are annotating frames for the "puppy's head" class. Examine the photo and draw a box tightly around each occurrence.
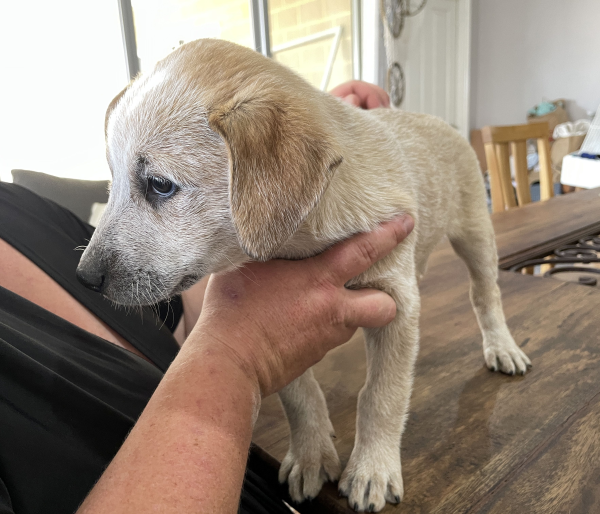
[77,39,342,305]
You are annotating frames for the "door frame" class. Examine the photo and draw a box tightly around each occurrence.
[455,0,472,139]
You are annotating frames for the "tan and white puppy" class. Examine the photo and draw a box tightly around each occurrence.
[77,39,531,512]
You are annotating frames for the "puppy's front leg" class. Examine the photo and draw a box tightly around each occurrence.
[278,368,341,502]
[339,273,420,512]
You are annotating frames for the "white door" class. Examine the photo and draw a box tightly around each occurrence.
[402,0,457,120]
[402,0,471,137]
[362,0,471,138]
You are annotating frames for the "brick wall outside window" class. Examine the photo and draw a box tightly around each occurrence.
[270,0,353,90]
[132,0,352,90]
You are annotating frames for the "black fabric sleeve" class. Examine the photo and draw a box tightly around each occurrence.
[0,183,290,514]
[0,183,181,371]
[0,477,14,514]
[0,182,183,333]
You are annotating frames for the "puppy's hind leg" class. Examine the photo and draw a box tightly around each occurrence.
[448,215,531,375]
[278,369,341,503]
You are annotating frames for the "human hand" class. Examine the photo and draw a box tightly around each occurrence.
[329,80,390,109]
[192,215,414,397]
[77,216,413,514]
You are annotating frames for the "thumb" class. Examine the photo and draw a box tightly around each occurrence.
[343,288,396,329]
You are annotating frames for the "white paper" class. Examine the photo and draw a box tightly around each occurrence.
[581,104,600,154]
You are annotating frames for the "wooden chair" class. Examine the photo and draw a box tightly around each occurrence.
[481,122,553,213]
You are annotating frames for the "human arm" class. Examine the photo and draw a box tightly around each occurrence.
[76,215,414,514]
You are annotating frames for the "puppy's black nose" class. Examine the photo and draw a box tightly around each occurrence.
[76,267,105,293]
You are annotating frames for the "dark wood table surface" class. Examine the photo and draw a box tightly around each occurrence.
[252,189,600,514]
[493,187,600,268]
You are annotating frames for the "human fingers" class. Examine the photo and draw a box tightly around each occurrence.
[342,288,396,329]
[341,94,361,107]
[373,85,390,108]
[351,81,390,109]
[329,82,356,99]
[318,215,414,286]
[330,81,390,109]
[364,89,390,109]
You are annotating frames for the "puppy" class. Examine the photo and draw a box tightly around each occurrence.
[77,39,531,512]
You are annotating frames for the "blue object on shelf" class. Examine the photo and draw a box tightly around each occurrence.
[580,152,600,160]
[528,101,557,117]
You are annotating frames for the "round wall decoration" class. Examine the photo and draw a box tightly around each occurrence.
[381,0,428,108]
[387,62,405,107]
[404,0,428,17]
[381,0,404,38]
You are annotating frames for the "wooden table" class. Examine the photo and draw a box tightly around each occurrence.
[493,187,600,268]
[252,189,600,513]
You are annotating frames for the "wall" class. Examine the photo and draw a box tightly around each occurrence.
[470,0,600,130]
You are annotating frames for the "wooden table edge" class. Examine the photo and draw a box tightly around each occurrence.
[498,219,600,269]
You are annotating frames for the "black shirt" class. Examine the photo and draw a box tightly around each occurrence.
[0,183,288,514]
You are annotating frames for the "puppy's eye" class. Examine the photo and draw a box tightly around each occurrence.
[148,176,176,197]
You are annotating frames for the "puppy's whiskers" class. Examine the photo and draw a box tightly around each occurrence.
[155,277,174,331]
[143,272,163,323]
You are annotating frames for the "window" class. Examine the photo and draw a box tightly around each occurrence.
[0,1,361,182]
[130,0,254,73]
[269,0,354,91]
[0,1,127,182]
[129,0,356,90]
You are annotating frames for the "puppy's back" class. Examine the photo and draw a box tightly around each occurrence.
[363,109,486,253]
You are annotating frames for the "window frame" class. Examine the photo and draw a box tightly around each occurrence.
[117,0,363,81]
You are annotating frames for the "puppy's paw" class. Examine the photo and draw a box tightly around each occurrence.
[338,450,403,512]
[278,432,341,503]
[484,334,532,376]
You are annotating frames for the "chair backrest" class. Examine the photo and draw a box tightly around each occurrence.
[481,122,553,213]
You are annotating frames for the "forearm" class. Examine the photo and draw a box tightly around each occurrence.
[77,328,260,514]
[77,215,412,513]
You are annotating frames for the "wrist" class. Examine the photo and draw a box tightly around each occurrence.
[182,320,263,421]
[79,324,262,514]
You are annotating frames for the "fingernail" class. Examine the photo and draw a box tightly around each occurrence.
[402,216,414,235]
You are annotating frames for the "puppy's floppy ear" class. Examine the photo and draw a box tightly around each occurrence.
[209,92,343,260]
